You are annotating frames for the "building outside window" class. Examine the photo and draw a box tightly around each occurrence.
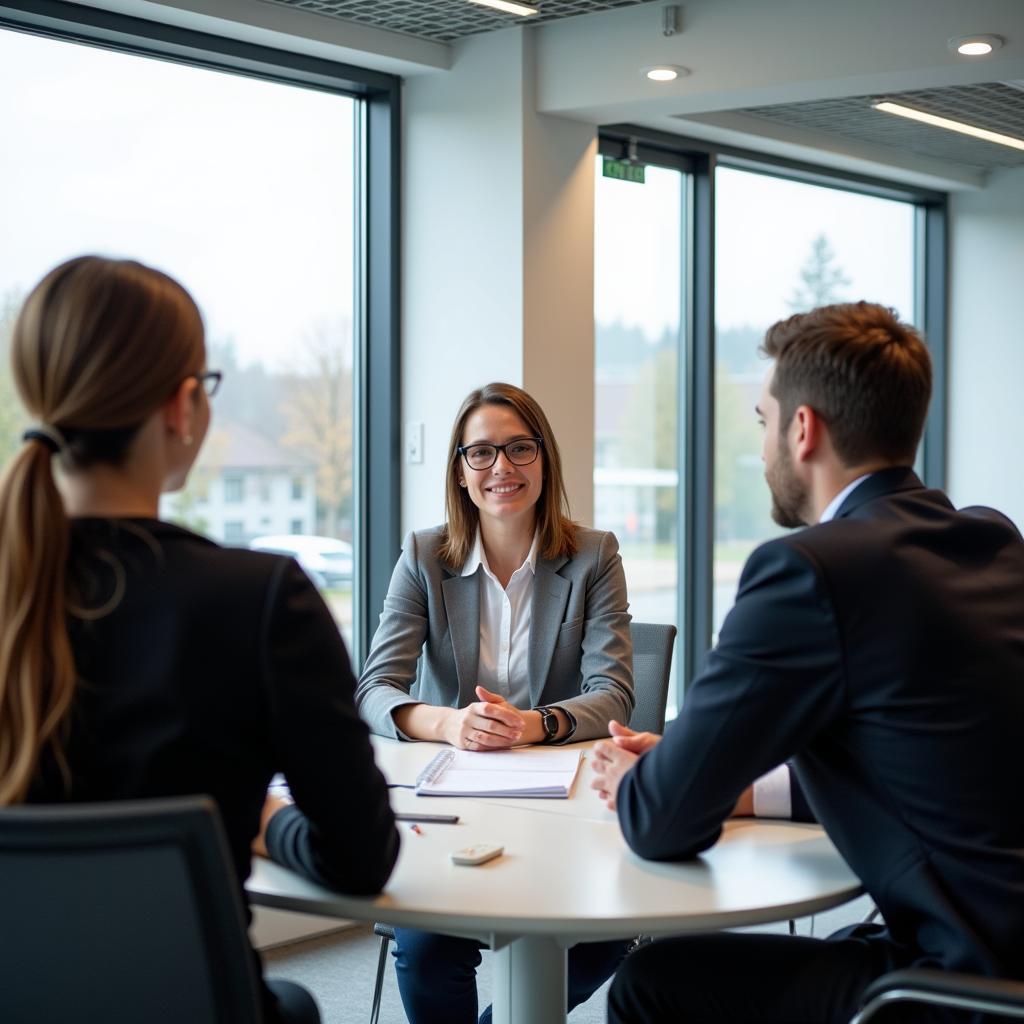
[224,521,246,544]
[0,24,361,647]
[223,476,245,505]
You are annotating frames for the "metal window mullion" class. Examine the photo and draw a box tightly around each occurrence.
[357,84,402,667]
[680,152,716,702]
[921,200,948,490]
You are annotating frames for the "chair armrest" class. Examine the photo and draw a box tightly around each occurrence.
[852,969,1024,1024]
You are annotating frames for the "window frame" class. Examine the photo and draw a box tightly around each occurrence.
[0,0,401,666]
[600,126,948,703]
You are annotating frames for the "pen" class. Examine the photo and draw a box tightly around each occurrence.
[410,823,424,836]
[394,812,460,824]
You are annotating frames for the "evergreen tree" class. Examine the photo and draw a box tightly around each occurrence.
[788,233,850,311]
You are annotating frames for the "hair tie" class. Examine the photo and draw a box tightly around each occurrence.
[22,424,67,455]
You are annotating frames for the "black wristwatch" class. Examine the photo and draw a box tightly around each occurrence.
[535,706,559,744]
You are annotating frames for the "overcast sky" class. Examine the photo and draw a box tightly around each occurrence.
[3,25,914,371]
[596,159,916,342]
[0,27,355,372]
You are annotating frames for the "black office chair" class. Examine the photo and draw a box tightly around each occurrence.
[627,621,677,734]
[0,796,265,1024]
[850,969,1024,1022]
[368,620,678,1023]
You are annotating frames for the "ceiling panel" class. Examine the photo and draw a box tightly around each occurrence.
[739,82,1024,172]
[261,0,650,43]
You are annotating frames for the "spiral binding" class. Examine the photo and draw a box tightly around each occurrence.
[416,749,456,788]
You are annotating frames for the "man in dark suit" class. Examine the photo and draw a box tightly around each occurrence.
[593,301,1024,1023]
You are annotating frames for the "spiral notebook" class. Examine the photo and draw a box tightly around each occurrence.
[415,748,583,799]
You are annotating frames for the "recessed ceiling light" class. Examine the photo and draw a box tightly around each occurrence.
[948,34,1004,56]
[642,65,690,82]
[873,100,1024,152]
[467,0,539,16]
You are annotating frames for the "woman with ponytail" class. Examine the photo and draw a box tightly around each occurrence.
[3,255,398,1023]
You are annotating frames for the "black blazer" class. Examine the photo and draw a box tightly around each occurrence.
[618,469,1024,978]
[30,519,399,917]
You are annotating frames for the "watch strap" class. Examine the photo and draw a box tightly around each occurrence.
[535,706,559,743]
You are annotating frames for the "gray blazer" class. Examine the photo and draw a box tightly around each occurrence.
[356,525,634,741]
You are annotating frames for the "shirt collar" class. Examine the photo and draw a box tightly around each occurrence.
[819,473,875,524]
[461,529,540,578]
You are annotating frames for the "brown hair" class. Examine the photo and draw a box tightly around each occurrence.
[0,255,204,804]
[438,383,577,570]
[761,302,932,466]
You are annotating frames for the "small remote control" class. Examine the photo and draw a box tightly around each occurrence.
[450,843,504,866]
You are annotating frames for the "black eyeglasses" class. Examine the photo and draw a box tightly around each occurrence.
[458,437,543,471]
[197,370,223,397]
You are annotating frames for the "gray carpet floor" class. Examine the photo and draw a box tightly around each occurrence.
[263,895,876,1024]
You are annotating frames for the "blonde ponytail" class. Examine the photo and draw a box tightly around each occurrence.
[0,255,204,804]
[0,440,74,804]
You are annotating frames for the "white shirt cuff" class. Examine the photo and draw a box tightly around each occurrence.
[752,764,792,819]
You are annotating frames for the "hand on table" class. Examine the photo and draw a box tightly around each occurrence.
[608,719,661,755]
[443,686,526,750]
[591,720,661,810]
[252,793,292,859]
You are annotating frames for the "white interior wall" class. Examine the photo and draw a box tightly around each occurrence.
[522,35,597,528]
[402,28,597,535]
[402,29,526,535]
[947,167,1024,529]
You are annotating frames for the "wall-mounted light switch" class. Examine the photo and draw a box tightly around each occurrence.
[405,421,424,464]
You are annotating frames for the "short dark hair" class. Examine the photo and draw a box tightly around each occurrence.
[761,302,932,466]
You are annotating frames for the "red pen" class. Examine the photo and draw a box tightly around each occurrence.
[410,823,424,836]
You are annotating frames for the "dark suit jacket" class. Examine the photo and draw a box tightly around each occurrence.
[618,468,1024,978]
[29,519,399,1005]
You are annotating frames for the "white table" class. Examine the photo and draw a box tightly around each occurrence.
[248,739,862,1024]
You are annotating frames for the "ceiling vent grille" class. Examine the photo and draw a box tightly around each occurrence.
[261,0,648,43]
[739,83,1024,171]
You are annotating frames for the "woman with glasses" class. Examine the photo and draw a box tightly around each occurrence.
[356,381,634,1024]
[0,255,398,1024]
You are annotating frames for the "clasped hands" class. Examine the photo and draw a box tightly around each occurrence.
[590,720,661,811]
[444,685,529,750]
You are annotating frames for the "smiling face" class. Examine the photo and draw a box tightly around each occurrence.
[459,403,544,532]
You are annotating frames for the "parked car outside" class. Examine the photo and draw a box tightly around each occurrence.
[249,534,353,588]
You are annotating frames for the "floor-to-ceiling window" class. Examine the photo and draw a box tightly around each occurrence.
[713,166,918,635]
[597,132,945,708]
[594,153,688,709]
[0,10,400,658]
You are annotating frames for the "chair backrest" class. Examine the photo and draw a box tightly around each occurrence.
[628,621,677,734]
[0,795,263,1024]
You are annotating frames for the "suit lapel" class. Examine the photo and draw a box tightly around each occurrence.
[528,556,571,707]
[441,572,481,706]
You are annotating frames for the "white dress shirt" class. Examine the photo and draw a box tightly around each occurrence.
[461,530,540,709]
[752,473,874,818]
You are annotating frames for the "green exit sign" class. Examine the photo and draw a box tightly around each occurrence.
[602,157,645,184]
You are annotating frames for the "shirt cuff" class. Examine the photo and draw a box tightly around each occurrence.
[752,764,792,819]
[552,705,578,743]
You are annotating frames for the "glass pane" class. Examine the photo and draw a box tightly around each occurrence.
[714,166,916,637]
[594,158,685,711]
[0,28,358,647]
